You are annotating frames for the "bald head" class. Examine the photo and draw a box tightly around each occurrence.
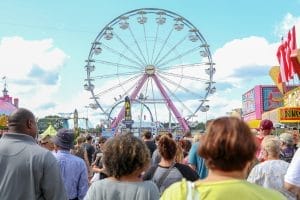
[8,108,37,138]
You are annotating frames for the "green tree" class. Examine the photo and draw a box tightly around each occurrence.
[194,122,206,132]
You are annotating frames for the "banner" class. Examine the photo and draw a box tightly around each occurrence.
[279,107,300,121]
[269,66,286,94]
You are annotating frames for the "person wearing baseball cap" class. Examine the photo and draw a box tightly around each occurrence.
[53,129,89,200]
[256,119,275,161]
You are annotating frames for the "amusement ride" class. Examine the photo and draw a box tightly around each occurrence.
[84,8,216,134]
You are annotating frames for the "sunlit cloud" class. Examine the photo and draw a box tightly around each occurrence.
[274,13,300,38]
[0,36,69,118]
[213,36,278,83]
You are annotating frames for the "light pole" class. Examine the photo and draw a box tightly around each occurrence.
[138,93,147,135]
[84,106,89,131]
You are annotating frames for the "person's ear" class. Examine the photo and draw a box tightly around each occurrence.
[26,119,31,129]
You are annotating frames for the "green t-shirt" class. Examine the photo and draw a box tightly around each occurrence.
[161,179,286,200]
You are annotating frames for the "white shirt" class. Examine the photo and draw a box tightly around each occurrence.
[248,159,295,199]
[285,148,300,187]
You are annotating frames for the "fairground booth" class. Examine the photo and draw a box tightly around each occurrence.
[242,85,295,129]
[0,79,18,134]
[243,23,300,131]
[262,87,300,129]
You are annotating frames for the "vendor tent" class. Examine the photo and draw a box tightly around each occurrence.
[0,100,17,128]
[0,99,17,115]
[41,124,57,137]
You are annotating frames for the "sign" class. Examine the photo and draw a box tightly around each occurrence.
[262,87,284,111]
[123,96,133,128]
[0,115,8,127]
[242,88,256,115]
[101,128,114,138]
[122,119,134,125]
[284,87,300,107]
[280,107,300,121]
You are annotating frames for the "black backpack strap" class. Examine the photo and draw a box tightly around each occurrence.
[142,164,159,180]
[156,163,175,189]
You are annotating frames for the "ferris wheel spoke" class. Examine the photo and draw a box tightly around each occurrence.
[103,76,146,114]
[94,74,141,97]
[94,59,141,70]
[142,23,150,64]
[120,75,147,100]
[150,78,158,122]
[91,71,142,79]
[150,24,160,64]
[141,77,150,98]
[159,62,208,71]
[154,34,188,66]
[157,73,203,99]
[158,77,195,115]
[101,43,144,68]
[153,28,174,65]
[157,46,201,68]
[158,71,209,82]
[139,78,150,121]
[113,31,146,67]
[128,26,148,65]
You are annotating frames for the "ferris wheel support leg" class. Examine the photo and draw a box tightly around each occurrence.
[152,75,190,133]
[111,74,148,129]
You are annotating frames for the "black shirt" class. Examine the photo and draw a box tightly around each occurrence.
[144,140,157,157]
[83,143,95,164]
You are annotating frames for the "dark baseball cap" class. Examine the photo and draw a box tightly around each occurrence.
[259,119,274,130]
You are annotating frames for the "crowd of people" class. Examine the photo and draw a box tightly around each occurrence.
[0,107,300,200]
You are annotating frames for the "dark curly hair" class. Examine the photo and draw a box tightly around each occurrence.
[158,135,177,160]
[103,134,150,178]
[199,117,257,171]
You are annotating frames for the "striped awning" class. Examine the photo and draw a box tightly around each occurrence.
[0,100,17,115]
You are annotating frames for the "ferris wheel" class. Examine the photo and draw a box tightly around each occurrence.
[84,8,216,133]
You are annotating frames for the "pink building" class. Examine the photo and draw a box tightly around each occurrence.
[0,79,18,116]
[242,85,295,128]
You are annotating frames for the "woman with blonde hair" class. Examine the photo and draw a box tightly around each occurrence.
[279,132,296,163]
[248,136,296,199]
[161,117,285,200]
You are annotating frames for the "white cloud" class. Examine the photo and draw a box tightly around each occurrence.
[275,13,300,38]
[0,36,71,119]
[213,36,279,83]
[0,37,67,78]
[207,92,242,118]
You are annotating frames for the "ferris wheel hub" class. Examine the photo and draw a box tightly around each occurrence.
[145,65,156,75]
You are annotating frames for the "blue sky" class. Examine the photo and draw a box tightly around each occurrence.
[0,0,300,128]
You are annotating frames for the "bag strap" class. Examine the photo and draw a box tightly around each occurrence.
[186,180,200,200]
[156,163,175,189]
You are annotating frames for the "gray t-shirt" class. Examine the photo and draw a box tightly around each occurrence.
[84,178,159,200]
[152,166,183,193]
[143,163,199,194]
